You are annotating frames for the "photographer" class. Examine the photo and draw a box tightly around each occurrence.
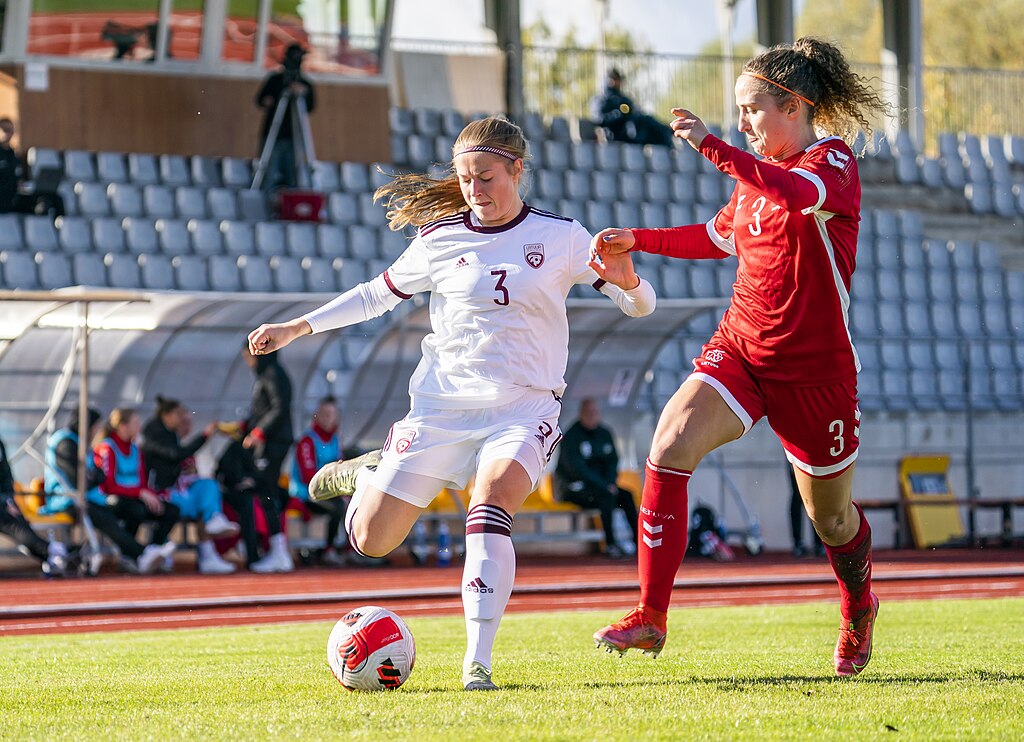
[255,44,317,192]
[593,68,673,147]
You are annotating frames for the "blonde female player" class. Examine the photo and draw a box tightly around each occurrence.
[247,117,656,690]
[593,38,889,677]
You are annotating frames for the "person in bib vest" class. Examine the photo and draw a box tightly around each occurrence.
[92,408,178,574]
[592,38,888,678]
[246,116,657,691]
[290,396,348,566]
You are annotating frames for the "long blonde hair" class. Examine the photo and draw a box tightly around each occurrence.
[96,407,136,447]
[374,116,531,231]
[743,37,890,146]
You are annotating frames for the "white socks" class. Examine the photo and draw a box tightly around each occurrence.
[461,505,515,673]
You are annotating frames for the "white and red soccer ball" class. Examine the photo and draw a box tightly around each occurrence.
[327,606,416,691]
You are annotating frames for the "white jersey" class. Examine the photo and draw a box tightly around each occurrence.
[303,204,656,409]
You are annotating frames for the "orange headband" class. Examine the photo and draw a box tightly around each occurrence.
[743,72,815,107]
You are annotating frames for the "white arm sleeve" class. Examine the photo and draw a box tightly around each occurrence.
[301,275,403,334]
[598,277,657,317]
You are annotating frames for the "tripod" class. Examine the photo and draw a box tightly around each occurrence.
[251,87,317,191]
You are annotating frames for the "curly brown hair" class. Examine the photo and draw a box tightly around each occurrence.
[374,116,531,231]
[742,37,890,147]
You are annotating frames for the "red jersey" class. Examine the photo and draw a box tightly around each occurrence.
[633,134,861,385]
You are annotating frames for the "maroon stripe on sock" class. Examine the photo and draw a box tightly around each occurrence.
[465,522,511,537]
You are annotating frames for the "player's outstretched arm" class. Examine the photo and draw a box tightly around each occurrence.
[248,318,311,356]
[669,107,710,150]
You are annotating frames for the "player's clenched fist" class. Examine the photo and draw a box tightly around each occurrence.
[669,107,710,150]
[247,319,311,355]
[592,227,635,256]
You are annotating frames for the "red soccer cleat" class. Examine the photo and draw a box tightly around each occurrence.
[594,605,668,658]
[834,591,879,677]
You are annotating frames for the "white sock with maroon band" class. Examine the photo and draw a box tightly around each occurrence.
[462,504,515,674]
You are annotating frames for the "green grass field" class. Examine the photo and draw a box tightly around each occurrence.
[2,598,1022,741]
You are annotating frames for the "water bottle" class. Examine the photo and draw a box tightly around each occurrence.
[436,521,452,567]
[411,520,430,565]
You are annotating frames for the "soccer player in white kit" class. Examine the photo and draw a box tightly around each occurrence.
[247,117,657,690]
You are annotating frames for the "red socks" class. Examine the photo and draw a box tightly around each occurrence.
[637,458,692,617]
[825,501,873,620]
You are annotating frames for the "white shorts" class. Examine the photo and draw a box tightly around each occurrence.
[369,390,563,508]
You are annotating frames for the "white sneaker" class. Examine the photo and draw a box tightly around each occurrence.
[198,545,237,575]
[138,542,175,574]
[204,512,241,538]
[159,554,175,573]
[249,534,294,573]
[44,541,68,577]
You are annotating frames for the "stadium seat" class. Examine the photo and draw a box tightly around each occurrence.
[689,263,718,298]
[694,203,718,224]
[254,222,286,257]
[128,153,160,185]
[667,202,694,226]
[65,151,97,182]
[877,271,902,301]
[210,255,243,292]
[159,155,191,187]
[413,108,442,137]
[188,219,223,255]
[238,254,272,288]
[909,370,941,411]
[206,187,238,221]
[519,111,545,142]
[570,142,597,171]
[850,302,877,337]
[57,182,78,217]
[644,173,671,203]
[175,187,208,220]
[56,216,93,254]
[904,302,931,336]
[956,303,984,337]
[338,257,369,287]
[966,183,994,214]
[549,116,571,142]
[879,339,907,369]
[221,158,252,188]
[284,222,318,258]
[933,340,961,371]
[389,108,414,136]
[930,304,958,337]
[927,270,954,303]
[27,147,61,177]
[92,217,126,253]
[104,252,142,288]
[612,202,640,228]
[238,190,268,221]
[557,199,586,224]
[714,261,736,295]
[369,163,394,190]
[591,171,617,203]
[379,227,408,260]
[75,182,111,217]
[535,170,564,201]
[595,143,624,171]
[440,109,465,138]
[639,203,667,229]
[621,145,647,173]
[917,157,943,189]
[543,141,570,171]
[108,183,144,218]
[669,173,696,204]
[156,219,192,255]
[954,271,979,304]
[856,339,880,371]
[358,193,388,227]
[36,252,72,289]
[407,135,436,168]
[585,201,614,232]
[564,170,592,201]
[697,174,724,204]
[271,256,305,292]
[72,253,107,286]
[851,271,875,303]
[881,369,912,411]
[645,145,673,174]
[432,135,455,164]
[327,192,359,225]
[95,151,126,183]
[316,223,347,259]
[123,218,159,254]
[172,255,209,291]
[24,216,59,252]
[618,172,645,202]
[340,162,371,193]
[138,253,175,290]
[906,339,933,370]
[347,225,379,260]
[895,150,919,184]
[190,156,221,187]
[302,256,339,293]
[660,263,688,297]
[1,251,38,288]
[312,161,341,192]
[143,185,176,219]
[983,301,1011,337]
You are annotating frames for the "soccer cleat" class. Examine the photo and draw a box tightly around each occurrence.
[308,450,382,502]
[462,661,499,691]
[593,605,667,658]
[834,591,879,677]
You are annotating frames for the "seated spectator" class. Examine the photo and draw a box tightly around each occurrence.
[0,117,23,213]
[593,68,674,147]
[141,396,239,574]
[290,396,348,566]
[555,398,639,559]
[215,428,285,572]
[1,432,76,576]
[43,407,104,517]
[0,118,64,218]
[92,408,178,573]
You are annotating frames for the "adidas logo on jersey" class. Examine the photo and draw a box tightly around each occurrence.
[464,577,494,593]
[456,256,469,268]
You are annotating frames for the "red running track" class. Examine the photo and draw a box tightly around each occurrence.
[1,550,1022,636]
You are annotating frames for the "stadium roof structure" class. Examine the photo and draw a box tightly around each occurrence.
[0,289,727,475]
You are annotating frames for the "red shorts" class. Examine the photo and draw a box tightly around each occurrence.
[689,338,860,478]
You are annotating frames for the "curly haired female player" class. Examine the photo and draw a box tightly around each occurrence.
[592,38,889,677]
[247,117,656,690]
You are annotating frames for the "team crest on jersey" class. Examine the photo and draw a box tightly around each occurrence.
[395,431,417,454]
[704,348,726,363]
[524,243,545,269]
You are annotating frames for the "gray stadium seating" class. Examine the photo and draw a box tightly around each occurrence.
[175,187,207,220]
[240,255,274,292]
[210,255,242,292]
[156,219,192,255]
[143,185,176,219]
[316,223,347,259]
[64,151,97,182]
[188,219,223,255]
[254,222,286,257]
[285,222,318,258]
[221,158,252,188]
[1,251,38,288]
[271,256,305,292]
[75,182,111,217]
[237,190,268,221]
[570,142,597,171]
[173,254,209,292]
[72,253,106,286]
[93,217,126,253]
[347,225,379,261]
[190,156,221,187]
[312,161,340,192]
[36,252,72,289]
[206,187,239,221]
[222,221,255,256]
[340,162,370,193]
[159,155,191,187]
[96,152,127,183]
[108,183,144,218]
[56,216,93,253]
[24,216,59,252]
[124,218,159,254]
[105,252,142,288]
[139,253,175,290]
[128,153,160,186]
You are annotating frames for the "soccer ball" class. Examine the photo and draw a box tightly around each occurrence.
[326,606,416,691]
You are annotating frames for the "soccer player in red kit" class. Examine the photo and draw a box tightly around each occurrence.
[592,37,890,677]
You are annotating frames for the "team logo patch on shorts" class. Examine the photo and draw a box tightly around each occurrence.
[395,431,417,454]
[524,243,545,269]
[704,348,725,363]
